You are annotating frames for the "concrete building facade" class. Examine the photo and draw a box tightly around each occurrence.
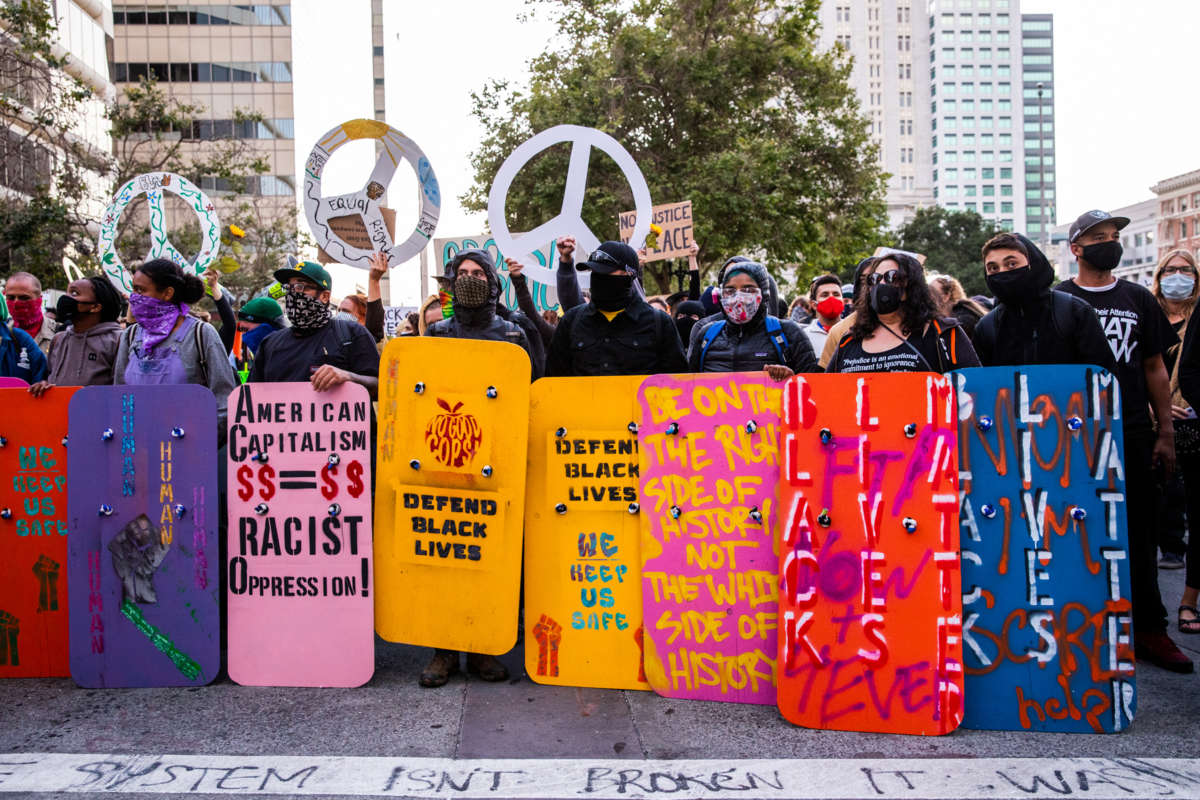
[1151,168,1200,263]
[816,0,935,229]
[1050,198,1158,285]
[1020,12,1055,242]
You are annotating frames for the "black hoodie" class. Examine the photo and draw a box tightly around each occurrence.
[427,249,541,378]
[687,259,818,374]
[973,234,1115,370]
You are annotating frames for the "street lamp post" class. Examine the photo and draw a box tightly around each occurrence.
[1037,82,1048,249]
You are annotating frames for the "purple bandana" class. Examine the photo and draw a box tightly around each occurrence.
[128,293,189,355]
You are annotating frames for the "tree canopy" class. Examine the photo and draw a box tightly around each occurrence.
[894,206,1001,297]
[464,0,888,295]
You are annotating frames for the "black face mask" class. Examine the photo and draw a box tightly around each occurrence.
[675,316,699,342]
[868,283,903,315]
[590,273,635,312]
[1080,241,1123,272]
[55,295,79,323]
[985,266,1035,305]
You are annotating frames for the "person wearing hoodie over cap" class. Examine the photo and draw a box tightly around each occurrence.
[427,249,540,379]
[28,276,124,396]
[672,299,706,345]
[972,232,1113,369]
[688,259,818,380]
[547,241,685,377]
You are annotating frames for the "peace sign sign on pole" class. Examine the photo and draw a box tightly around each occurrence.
[303,119,441,270]
[487,125,653,288]
[96,172,222,293]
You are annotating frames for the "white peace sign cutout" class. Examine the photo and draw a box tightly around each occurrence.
[487,125,652,288]
[96,172,221,293]
[303,119,441,269]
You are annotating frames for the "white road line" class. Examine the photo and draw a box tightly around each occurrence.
[0,754,1198,798]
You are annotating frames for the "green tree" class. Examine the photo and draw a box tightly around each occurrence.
[464,0,887,295]
[894,206,1001,297]
[0,0,109,286]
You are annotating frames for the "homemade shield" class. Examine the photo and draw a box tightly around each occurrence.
[953,365,1135,733]
[67,386,220,687]
[776,373,964,735]
[0,387,76,678]
[375,338,529,653]
[226,383,374,687]
[523,376,650,690]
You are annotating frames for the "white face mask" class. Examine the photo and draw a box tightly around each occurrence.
[1161,273,1196,301]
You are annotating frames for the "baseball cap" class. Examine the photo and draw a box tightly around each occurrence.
[578,241,640,275]
[237,296,283,323]
[1069,210,1130,243]
[273,260,332,292]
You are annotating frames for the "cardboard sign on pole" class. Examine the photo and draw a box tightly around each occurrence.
[636,373,780,704]
[375,337,529,654]
[523,376,650,691]
[226,383,374,687]
[776,373,964,735]
[0,387,77,678]
[67,386,220,688]
[619,201,694,261]
[953,365,1135,733]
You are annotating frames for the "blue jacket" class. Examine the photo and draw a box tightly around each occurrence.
[0,321,49,382]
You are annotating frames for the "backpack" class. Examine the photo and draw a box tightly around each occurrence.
[975,291,1076,363]
[698,317,788,370]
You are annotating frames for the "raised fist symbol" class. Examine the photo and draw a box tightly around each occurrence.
[532,614,563,677]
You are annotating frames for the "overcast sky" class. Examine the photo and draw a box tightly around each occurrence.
[291,0,1199,302]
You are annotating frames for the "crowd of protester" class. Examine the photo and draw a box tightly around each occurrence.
[3,207,1198,682]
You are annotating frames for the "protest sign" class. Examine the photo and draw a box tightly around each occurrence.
[317,208,397,266]
[0,387,76,678]
[226,383,374,687]
[435,235,561,313]
[636,373,780,704]
[619,201,694,261]
[523,376,650,690]
[375,337,529,653]
[487,125,652,289]
[66,386,219,688]
[304,119,440,269]
[382,306,417,338]
[952,365,1135,733]
[96,171,221,293]
[776,373,963,735]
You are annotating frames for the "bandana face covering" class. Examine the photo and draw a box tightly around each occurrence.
[6,297,43,336]
[284,291,331,331]
[454,274,491,308]
[128,293,188,354]
[720,290,762,324]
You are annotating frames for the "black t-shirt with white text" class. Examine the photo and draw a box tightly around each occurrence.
[250,318,380,384]
[1056,278,1177,431]
[829,339,927,374]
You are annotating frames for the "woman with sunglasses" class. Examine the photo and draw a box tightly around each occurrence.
[687,258,817,380]
[826,253,980,374]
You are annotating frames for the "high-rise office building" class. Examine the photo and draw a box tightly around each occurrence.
[1021,12,1055,242]
[928,0,1025,232]
[817,1,935,229]
[110,2,296,211]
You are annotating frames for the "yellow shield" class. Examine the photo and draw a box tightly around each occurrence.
[375,337,530,653]
[524,376,651,690]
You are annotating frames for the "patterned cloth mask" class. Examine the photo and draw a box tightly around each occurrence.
[128,293,189,354]
[454,274,491,308]
[720,290,762,324]
[284,291,332,331]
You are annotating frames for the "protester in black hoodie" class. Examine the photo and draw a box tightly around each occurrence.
[973,232,1114,370]
[427,249,541,379]
[688,259,817,379]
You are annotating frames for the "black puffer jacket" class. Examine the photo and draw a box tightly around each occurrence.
[686,260,818,374]
[427,249,539,378]
[972,234,1114,370]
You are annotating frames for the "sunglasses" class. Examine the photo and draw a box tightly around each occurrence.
[588,249,633,274]
[866,269,904,287]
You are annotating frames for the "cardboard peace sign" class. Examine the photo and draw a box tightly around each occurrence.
[96,172,221,293]
[487,125,652,288]
[303,119,441,269]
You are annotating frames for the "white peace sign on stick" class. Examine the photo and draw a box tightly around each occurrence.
[303,119,441,269]
[96,172,221,293]
[487,125,652,288]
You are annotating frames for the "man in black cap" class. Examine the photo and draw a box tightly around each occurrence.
[427,248,541,379]
[546,241,685,377]
[1056,209,1192,674]
[973,232,1113,369]
[250,259,379,397]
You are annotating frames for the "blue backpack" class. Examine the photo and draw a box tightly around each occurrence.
[698,317,788,369]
